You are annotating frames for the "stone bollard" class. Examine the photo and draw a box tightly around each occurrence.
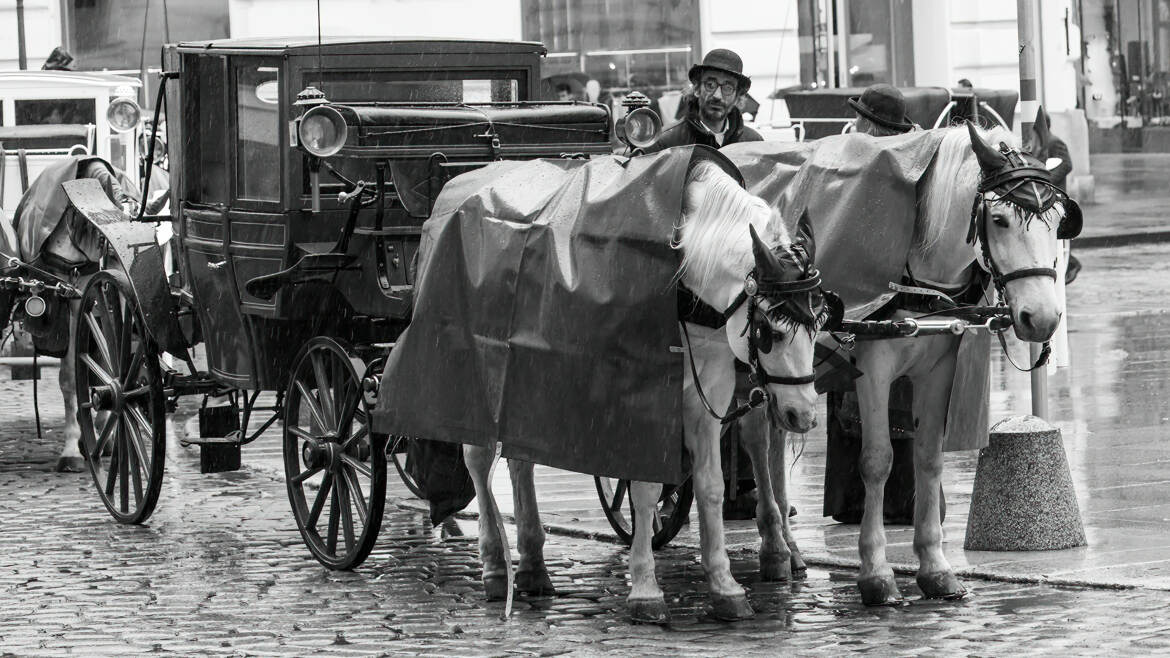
[964,415,1087,551]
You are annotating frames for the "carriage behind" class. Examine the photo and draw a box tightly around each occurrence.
[63,37,627,568]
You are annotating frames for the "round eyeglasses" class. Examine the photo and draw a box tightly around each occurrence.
[701,78,737,97]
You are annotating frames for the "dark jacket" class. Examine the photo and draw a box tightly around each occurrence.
[642,96,762,154]
[1036,137,1072,190]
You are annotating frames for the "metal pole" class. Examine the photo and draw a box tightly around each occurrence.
[1017,0,1049,419]
[16,0,27,70]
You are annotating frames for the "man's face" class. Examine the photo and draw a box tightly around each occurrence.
[696,70,741,124]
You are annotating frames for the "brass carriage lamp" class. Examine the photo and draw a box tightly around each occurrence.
[293,86,346,211]
[615,91,662,152]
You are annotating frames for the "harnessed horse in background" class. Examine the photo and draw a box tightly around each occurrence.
[745,122,1080,605]
[5,156,139,472]
[462,159,826,623]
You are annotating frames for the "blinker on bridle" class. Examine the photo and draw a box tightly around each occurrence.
[684,249,825,426]
[965,122,1082,300]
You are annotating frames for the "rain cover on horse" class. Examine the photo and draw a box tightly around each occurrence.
[12,155,120,266]
[372,146,737,483]
[725,131,990,451]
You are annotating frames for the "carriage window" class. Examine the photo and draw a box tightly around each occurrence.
[188,55,228,204]
[15,98,96,125]
[313,70,523,103]
[236,64,281,201]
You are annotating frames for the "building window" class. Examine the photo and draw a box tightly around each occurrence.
[521,0,699,115]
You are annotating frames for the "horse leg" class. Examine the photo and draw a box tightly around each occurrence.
[56,298,84,472]
[507,458,555,596]
[463,443,511,602]
[911,354,967,600]
[684,363,753,620]
[627,480,670,624]
[767,421,806,576]
[854,355,902,605]
[740,407,791,582]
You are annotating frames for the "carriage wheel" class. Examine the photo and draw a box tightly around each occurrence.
[284,337,387,570]
[74,271,166,524]
[595,475,694,550]
[387,436,425,499]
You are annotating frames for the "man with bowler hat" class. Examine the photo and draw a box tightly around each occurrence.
[643,48,762,153]
[822,83,935,526]
[645,48,766,520]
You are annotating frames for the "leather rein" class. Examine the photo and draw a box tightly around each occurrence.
[681,267,822,425]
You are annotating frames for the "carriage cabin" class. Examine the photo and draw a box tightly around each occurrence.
[0,70,143,214]
[162,37,612,390]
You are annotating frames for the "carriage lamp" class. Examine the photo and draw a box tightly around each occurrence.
[615,91,662,151]
[106,96,142,133]
[298,105,347,158]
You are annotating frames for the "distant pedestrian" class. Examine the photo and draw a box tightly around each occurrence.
[1032,108,1080,283]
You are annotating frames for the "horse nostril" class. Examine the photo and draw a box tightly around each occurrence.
[784,409,800,429]
[1019,310,1034,331]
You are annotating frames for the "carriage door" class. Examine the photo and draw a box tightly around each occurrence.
[179,53,256,390]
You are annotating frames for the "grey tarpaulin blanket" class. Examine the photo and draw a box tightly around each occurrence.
[372,146,738,483]
[724,131,991,451]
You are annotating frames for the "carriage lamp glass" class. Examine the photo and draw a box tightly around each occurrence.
[106,97,142,133]
[623,107,662,149]
[298,105,347,157]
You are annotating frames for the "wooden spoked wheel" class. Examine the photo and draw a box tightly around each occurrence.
[74,271,166,524]
[595,475,694,550]
[284,337,386,570]
[387,435,425,499]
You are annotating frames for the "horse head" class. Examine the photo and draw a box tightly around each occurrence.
[679,162,821,433]
[968,122,1071,342]
[729,212,822,433]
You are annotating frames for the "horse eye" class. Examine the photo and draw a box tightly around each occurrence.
[993,215,1011,228]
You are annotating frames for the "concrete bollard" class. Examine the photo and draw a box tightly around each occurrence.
[964,415,1087,551]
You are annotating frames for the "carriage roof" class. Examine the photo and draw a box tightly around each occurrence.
[173,36,546,57]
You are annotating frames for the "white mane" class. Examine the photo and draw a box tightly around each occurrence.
[917,125,1015,251]
[674,161,789,292]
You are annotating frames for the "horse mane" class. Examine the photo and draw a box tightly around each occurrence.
[674,160,788,291]
[916,124,1015,251]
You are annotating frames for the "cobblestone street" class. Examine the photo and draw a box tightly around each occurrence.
[3,373,1170,656]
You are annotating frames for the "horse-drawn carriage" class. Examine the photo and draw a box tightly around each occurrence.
[53,37,616,567]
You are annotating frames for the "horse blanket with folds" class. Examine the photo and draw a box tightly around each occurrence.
[724,131,991,451]
[372,146,734,484]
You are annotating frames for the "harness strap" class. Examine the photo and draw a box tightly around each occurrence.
[996,267,1057,286]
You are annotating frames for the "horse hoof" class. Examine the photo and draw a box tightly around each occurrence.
[917,572,967,600]
[516,569,556,596]
[483,575,509,602]
[760,551,793,582]
[790,551,808,578]
[858,575,904,606]
[709,592,754,621]
[628,596,670,625]
[55,456,86,473]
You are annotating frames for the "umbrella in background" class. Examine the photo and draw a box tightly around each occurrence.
[540,72,590,101]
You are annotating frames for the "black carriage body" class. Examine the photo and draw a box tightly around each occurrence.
[162,37,611,390]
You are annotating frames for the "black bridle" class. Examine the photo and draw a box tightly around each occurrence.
[683,267,824,425]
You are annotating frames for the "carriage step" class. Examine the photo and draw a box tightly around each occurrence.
[179,433,242,447]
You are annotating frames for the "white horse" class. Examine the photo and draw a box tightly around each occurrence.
[748,123,1070,605]
[463,159,823,623]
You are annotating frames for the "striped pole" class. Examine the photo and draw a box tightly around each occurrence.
[1017,0,1049,419]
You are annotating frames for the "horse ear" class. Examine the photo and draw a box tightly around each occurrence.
[1031,106,1051,153]
[968,121,1007,174]
[749,223,784,277]
[795,208,816,264]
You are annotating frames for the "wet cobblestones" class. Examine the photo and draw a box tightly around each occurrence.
[3,379,1170,655]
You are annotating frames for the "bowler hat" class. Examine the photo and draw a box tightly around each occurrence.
[689,49,751,93]
[848,84,913,132]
